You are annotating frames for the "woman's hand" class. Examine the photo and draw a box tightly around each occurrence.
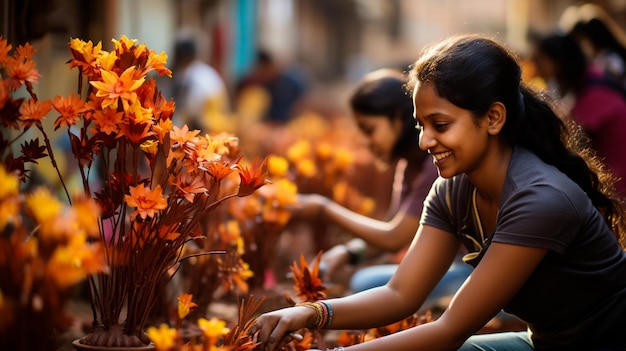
[249,305,317,351]
[289,194,329,220]
[318,245,350,281]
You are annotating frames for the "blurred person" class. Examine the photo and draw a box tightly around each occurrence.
[170,38,229,132]
[530,32,626,198]
[561,3,626,89]
[236,50,308,124]
[292,68,471,311]
[249,34,626,351]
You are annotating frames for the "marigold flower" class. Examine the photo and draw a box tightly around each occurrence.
[286,139,312,162]
[52,93,87,129]
[295,159,317,178]
[316,142,333,161]
[0,166,19,199]
[47,233,106,288]
[125,183,168,220]
[25,187,63,225]
[177,293,197,320]
[90,66,145,111]
[332,147,356,173]
[19,98,51,128]
[267,155,289,178]
[146,323,177,351]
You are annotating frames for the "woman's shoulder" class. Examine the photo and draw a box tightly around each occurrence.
[504,148,592,210]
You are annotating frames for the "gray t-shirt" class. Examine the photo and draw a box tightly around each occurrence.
[421,147,626,350]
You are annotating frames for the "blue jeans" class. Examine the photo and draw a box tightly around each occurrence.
[350,260,473,310]
[457,331,534,350]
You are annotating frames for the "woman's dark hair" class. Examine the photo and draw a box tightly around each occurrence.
[533,33,588,96]
[349,69,423,165]
[407,34,626,247]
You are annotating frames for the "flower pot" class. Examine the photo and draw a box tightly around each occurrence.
[72,339,155,351]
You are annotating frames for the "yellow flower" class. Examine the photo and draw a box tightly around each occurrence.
[197,317,230,346]
[127,99,154,124]
[97,50,118,71]
[0,196,20,232]
[295,159,316,178]
[146,323,177,351]
[286,139,311,162]
[332,147,355,173]
[0,166,19,199]
[111,35,137,54]
[316,141,333,161]
[140,139,159,156]
[25,187,63,225]
[177,293,197,320]
[90,66,145,111]
[267,155,289,178]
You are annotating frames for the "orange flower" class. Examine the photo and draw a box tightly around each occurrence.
[5,57,40,89]
[290,252,327,302]
[52,93,87,129]
[0,36,12,65]
[125,183,168,220]
[153,118,173,143]
[19,98,51,127]
[90,66,145,111]
[206,159,236,181]
[236,157,270,197]
[92,107,124,135]
[177,293,197,320]
[119,119,155,145]
[170,124,200,145]
[175,173,208,203]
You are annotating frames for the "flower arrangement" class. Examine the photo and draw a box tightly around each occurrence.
[0,34,268,348]
[0,165,107,351]
[146,293,277,351]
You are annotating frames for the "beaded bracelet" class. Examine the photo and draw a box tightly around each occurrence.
[296,301,333,329]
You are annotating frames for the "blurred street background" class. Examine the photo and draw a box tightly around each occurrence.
[3,0,626,119]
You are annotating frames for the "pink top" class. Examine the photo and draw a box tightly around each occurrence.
[572,68,626,198]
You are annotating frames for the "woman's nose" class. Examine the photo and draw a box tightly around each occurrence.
[418,128,435,151]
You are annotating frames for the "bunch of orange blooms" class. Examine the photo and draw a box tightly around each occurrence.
[0,165,107,351]
[0,34,269,348]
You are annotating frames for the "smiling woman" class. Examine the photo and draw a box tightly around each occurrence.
[248,34,626,351]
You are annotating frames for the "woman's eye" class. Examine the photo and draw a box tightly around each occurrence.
[434,123,449,131]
